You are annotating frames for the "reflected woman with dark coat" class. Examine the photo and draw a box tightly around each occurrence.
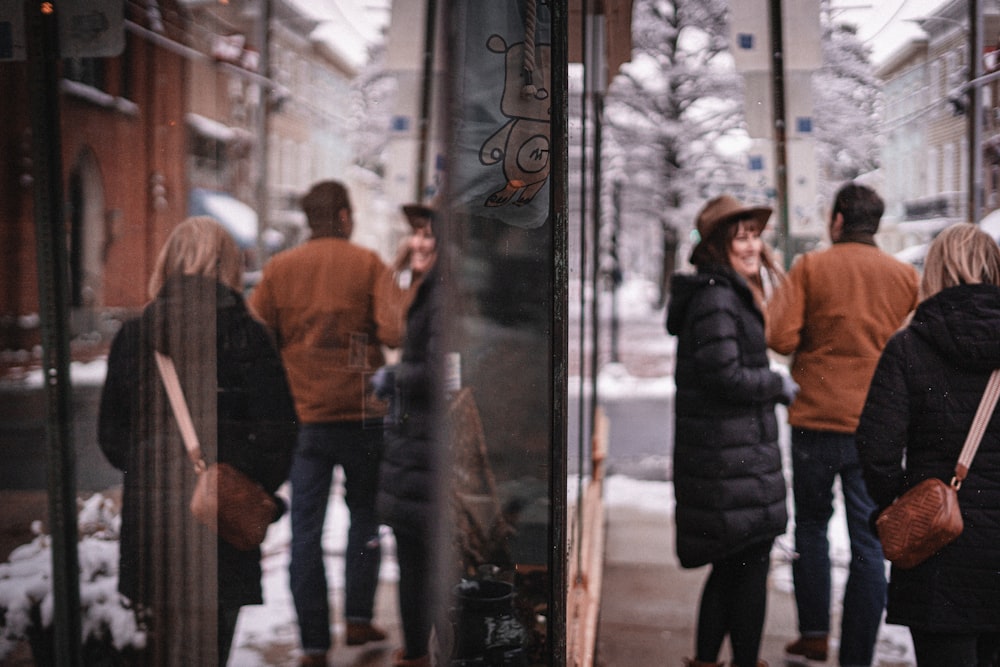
[98,216,298,666]
[376,204,441,667]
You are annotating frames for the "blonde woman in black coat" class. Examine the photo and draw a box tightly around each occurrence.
[98,217,298,666]
[666,196,796,667]
[857,223,1000,667]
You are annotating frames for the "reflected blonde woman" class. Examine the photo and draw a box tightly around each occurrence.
[147,215,243,298]
[98,216,298,666]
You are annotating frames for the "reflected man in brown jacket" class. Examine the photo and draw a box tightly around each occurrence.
[250,180,409,666]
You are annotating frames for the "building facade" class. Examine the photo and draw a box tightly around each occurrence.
[877,0,1000,254]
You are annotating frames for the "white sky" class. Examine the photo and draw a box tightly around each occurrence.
[832,0,951,65]
[284,0,391,71]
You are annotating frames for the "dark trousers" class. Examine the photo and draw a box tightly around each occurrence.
[395,527,434,659]
[219,604,241,665]
[695,539,773,667]
[289,421,383,652]
[791,428,887,667]
[909,629,1000,667]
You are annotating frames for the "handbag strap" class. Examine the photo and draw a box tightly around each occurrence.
[154,351,207,473]
[954,368,1000,486]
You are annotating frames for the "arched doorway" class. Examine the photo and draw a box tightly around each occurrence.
[67,148,106,334]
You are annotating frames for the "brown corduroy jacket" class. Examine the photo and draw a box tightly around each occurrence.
[249,237,412,424]
[767,240,919,434]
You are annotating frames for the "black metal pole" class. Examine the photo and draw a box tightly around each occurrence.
[969,0,983,223]
[254,0,272,266]
[550,0,569,662]
[24,1,82,664]
[610,181,621,364]
[415,0,438,201]
[589,87,602,423]
[769,0,791,267]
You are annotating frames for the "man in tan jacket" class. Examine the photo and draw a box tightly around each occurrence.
[250,180,412,666]
[767,183,919,667]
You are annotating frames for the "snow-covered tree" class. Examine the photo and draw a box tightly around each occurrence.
[349,41,397,179]
[603,0,747,302]
[813,8,883,194]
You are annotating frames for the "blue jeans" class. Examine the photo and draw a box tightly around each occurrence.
[790,429,887,667]
[289,422,383,653]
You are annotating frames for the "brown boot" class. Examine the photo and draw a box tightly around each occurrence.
[682,659,724,667]
[784,635,829,662]
[345,621,388,646]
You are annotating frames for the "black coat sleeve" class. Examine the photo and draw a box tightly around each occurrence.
[687,286,784,405]
[217,314,299,496]
[856,336,910,512]
[98,321,140,471]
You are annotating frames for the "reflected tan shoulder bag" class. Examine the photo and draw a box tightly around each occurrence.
[155,351,277,551]
[876,369,1000,569]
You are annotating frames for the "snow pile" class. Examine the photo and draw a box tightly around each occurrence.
[0,493,145,660]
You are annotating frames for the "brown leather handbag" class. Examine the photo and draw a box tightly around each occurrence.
[876,369,1000,569]
[156,351,277,551]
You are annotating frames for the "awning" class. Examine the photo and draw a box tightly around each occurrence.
[185,113,255,146]
[189,188,258,249]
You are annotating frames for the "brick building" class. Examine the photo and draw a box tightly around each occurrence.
[0,1,188,356]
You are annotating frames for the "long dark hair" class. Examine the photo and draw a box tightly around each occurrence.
[690,217,783,306]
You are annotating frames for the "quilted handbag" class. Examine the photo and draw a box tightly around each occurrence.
[876,369,1000,569]
[156,351,276,551]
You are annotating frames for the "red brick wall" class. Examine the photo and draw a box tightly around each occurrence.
[0,12,189,352]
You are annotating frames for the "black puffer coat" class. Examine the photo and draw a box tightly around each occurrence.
[98,274,298,662]
[667,266,788,569]
[377,264,442,539]
[857,283,1000,633]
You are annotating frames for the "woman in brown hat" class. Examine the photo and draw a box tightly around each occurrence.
[391,204,438,289]
[666,195,797,667]
[376,202,441,667]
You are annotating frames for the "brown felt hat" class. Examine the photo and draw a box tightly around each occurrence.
[695,195,772,242]
[401,203,435,229]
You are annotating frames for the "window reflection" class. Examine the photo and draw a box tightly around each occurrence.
[1,0,558,665]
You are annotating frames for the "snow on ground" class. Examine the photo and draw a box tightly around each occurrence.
[228,475,401,666]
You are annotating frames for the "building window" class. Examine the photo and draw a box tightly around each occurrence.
[928,147,939,195]
[943,142,955,193]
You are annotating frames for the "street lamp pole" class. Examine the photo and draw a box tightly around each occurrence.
[969,0,984,223]
[769,0,792,268]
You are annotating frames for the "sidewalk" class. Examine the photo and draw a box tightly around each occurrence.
[594,492,798,667]
[594,477,916,667]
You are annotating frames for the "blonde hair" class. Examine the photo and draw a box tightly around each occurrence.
[148,216,244,299]
[920,223,1000,301]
